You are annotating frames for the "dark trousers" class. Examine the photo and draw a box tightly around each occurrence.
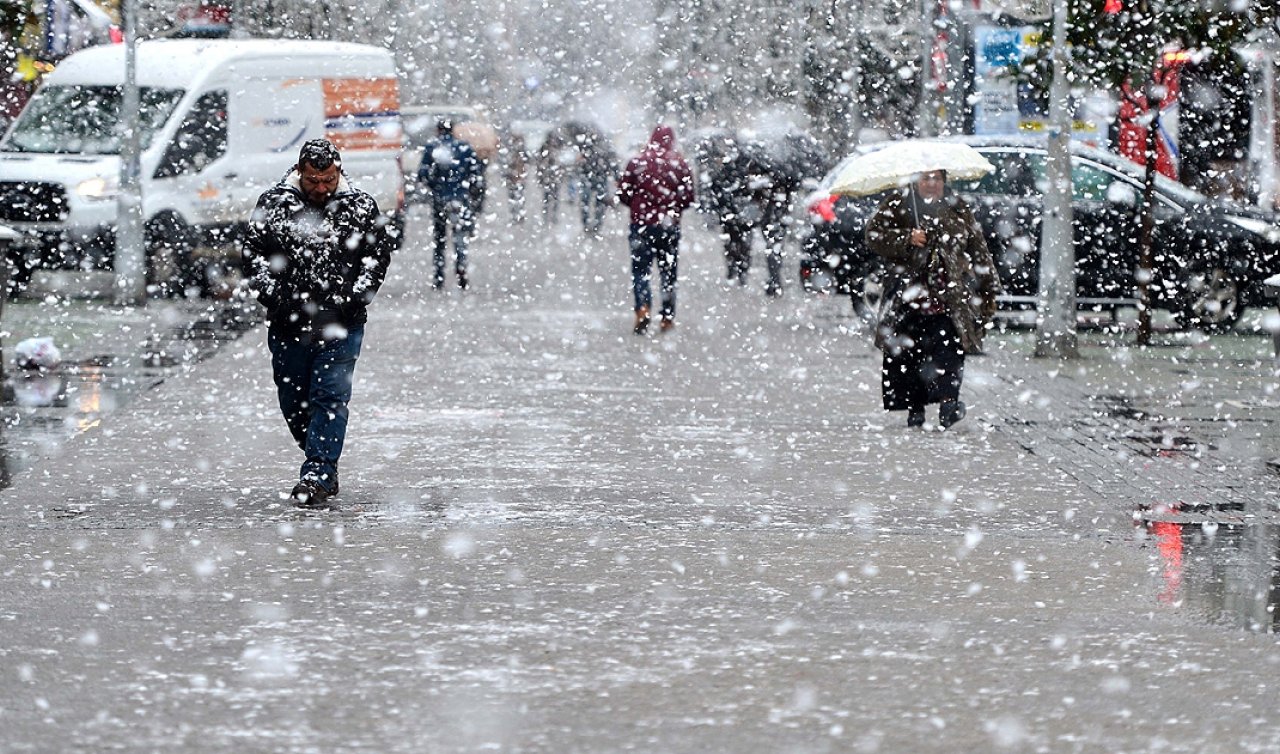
[580,177,609,234]
[763,216,786,295]
[268,325,364,491]
[881,312,964,411]
[723,221,751,283]
[432,198,473,287]
[630,223,680,320]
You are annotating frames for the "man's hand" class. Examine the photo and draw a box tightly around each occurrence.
[909,228,927,247]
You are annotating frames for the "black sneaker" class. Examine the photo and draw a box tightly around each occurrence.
[940,400,966,429]
[290,478,332,508]
[907,408,926,428]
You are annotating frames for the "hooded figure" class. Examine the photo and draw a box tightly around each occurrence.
[864,170,1000,429]
[617,125,695,333]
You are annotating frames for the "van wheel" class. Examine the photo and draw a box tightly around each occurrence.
[145,213,197,298]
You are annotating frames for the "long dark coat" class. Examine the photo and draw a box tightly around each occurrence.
[864,188,1001,354]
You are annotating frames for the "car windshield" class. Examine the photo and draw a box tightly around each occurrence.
[1,85,184,155]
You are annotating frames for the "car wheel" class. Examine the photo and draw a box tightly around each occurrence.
[144,213,197,298]
[851,268,884,322]
[1179,265,1242,332]
[803,266,835,295]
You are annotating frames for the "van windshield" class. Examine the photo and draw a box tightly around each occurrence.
[1,85,184,155]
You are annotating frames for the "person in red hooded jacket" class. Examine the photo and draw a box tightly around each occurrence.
[616,125,695,334]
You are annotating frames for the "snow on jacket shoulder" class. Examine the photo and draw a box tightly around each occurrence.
[617,126,695,227]
[243,172,395,333]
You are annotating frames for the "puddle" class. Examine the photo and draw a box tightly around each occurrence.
[0,301,256,490]
[1138,502,1280,633]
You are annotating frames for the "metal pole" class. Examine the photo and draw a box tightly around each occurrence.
[1034,0,1077,358]
[1259,50,1277,211]
[917,0,935,137]
[114,0,145,306]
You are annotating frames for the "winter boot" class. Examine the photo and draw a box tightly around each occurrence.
[940,400,966,429]
[633,306,651,335]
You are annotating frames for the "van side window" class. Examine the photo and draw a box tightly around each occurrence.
[154,90,228,178]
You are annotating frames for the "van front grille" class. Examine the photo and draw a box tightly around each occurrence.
[0,181,69,222]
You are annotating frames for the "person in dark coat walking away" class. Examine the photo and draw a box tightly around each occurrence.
[503,132,529,225]
[864,170,1000,429]
[419,119,483,290]
[536,129,568,227]
[705,139,774,287]
[243,139,397,506]
[578,132,617,237]
[616,125,695,334]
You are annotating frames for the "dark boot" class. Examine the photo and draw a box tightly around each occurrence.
[940,400,966,429]
[907,407,926,428]
[291,477,332,508]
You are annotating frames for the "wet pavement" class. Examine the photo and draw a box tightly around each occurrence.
[0,295,254,487]
[1,204,1279,752]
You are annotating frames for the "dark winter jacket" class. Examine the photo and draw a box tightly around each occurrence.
[706,144,778,228]
[617,126,695,227]
[244,171,396,335]
[418,133,483,204]
[865,187,1001,354]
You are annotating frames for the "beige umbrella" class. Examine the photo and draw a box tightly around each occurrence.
[829,140,995,197]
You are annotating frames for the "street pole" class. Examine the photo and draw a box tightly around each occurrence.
[1034,0,1077,358]
[1259,45,1277,211]
[917,0,936,137]
[113,0,145,306]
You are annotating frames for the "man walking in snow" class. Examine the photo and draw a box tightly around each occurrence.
[243,138,397,507]
[616,125,695,334]
[419,119,483,290]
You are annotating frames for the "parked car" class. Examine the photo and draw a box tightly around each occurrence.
[799,135,1280,331]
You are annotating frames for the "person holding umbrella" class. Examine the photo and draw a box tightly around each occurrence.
[862,159,1000,429]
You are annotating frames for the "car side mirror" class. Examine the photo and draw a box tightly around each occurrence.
[1106,181,1137,206]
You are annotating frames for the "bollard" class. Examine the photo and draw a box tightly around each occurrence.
[0,224,15,384]
[1266,274,1280,363]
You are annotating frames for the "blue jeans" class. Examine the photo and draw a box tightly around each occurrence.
[629,224,680,320]
[268,325,364,491]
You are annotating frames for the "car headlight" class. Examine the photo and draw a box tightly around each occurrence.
[1226,215,1280,244]
[75,177,118,201]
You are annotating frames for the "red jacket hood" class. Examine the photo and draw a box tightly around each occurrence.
[647,125,676,153]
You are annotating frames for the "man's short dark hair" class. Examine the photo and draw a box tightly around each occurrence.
[299,139,342,170]
[437,119,454,135]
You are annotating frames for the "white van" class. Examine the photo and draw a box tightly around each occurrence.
[0,38,404,295]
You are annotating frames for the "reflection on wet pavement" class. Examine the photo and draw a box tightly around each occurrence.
[1139,502,1280,633]
[0,301,254,490]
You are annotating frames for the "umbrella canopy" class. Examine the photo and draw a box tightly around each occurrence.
[829,140,994,197]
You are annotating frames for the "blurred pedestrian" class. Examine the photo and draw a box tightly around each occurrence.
[864,170,1000,429]
[705,140,771,287]
[578,132,617,237]
[419,119,483,290]
[243,138,396,506]
[537,129,567,226]
[617,125,695,334]
[503,132,529,225]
